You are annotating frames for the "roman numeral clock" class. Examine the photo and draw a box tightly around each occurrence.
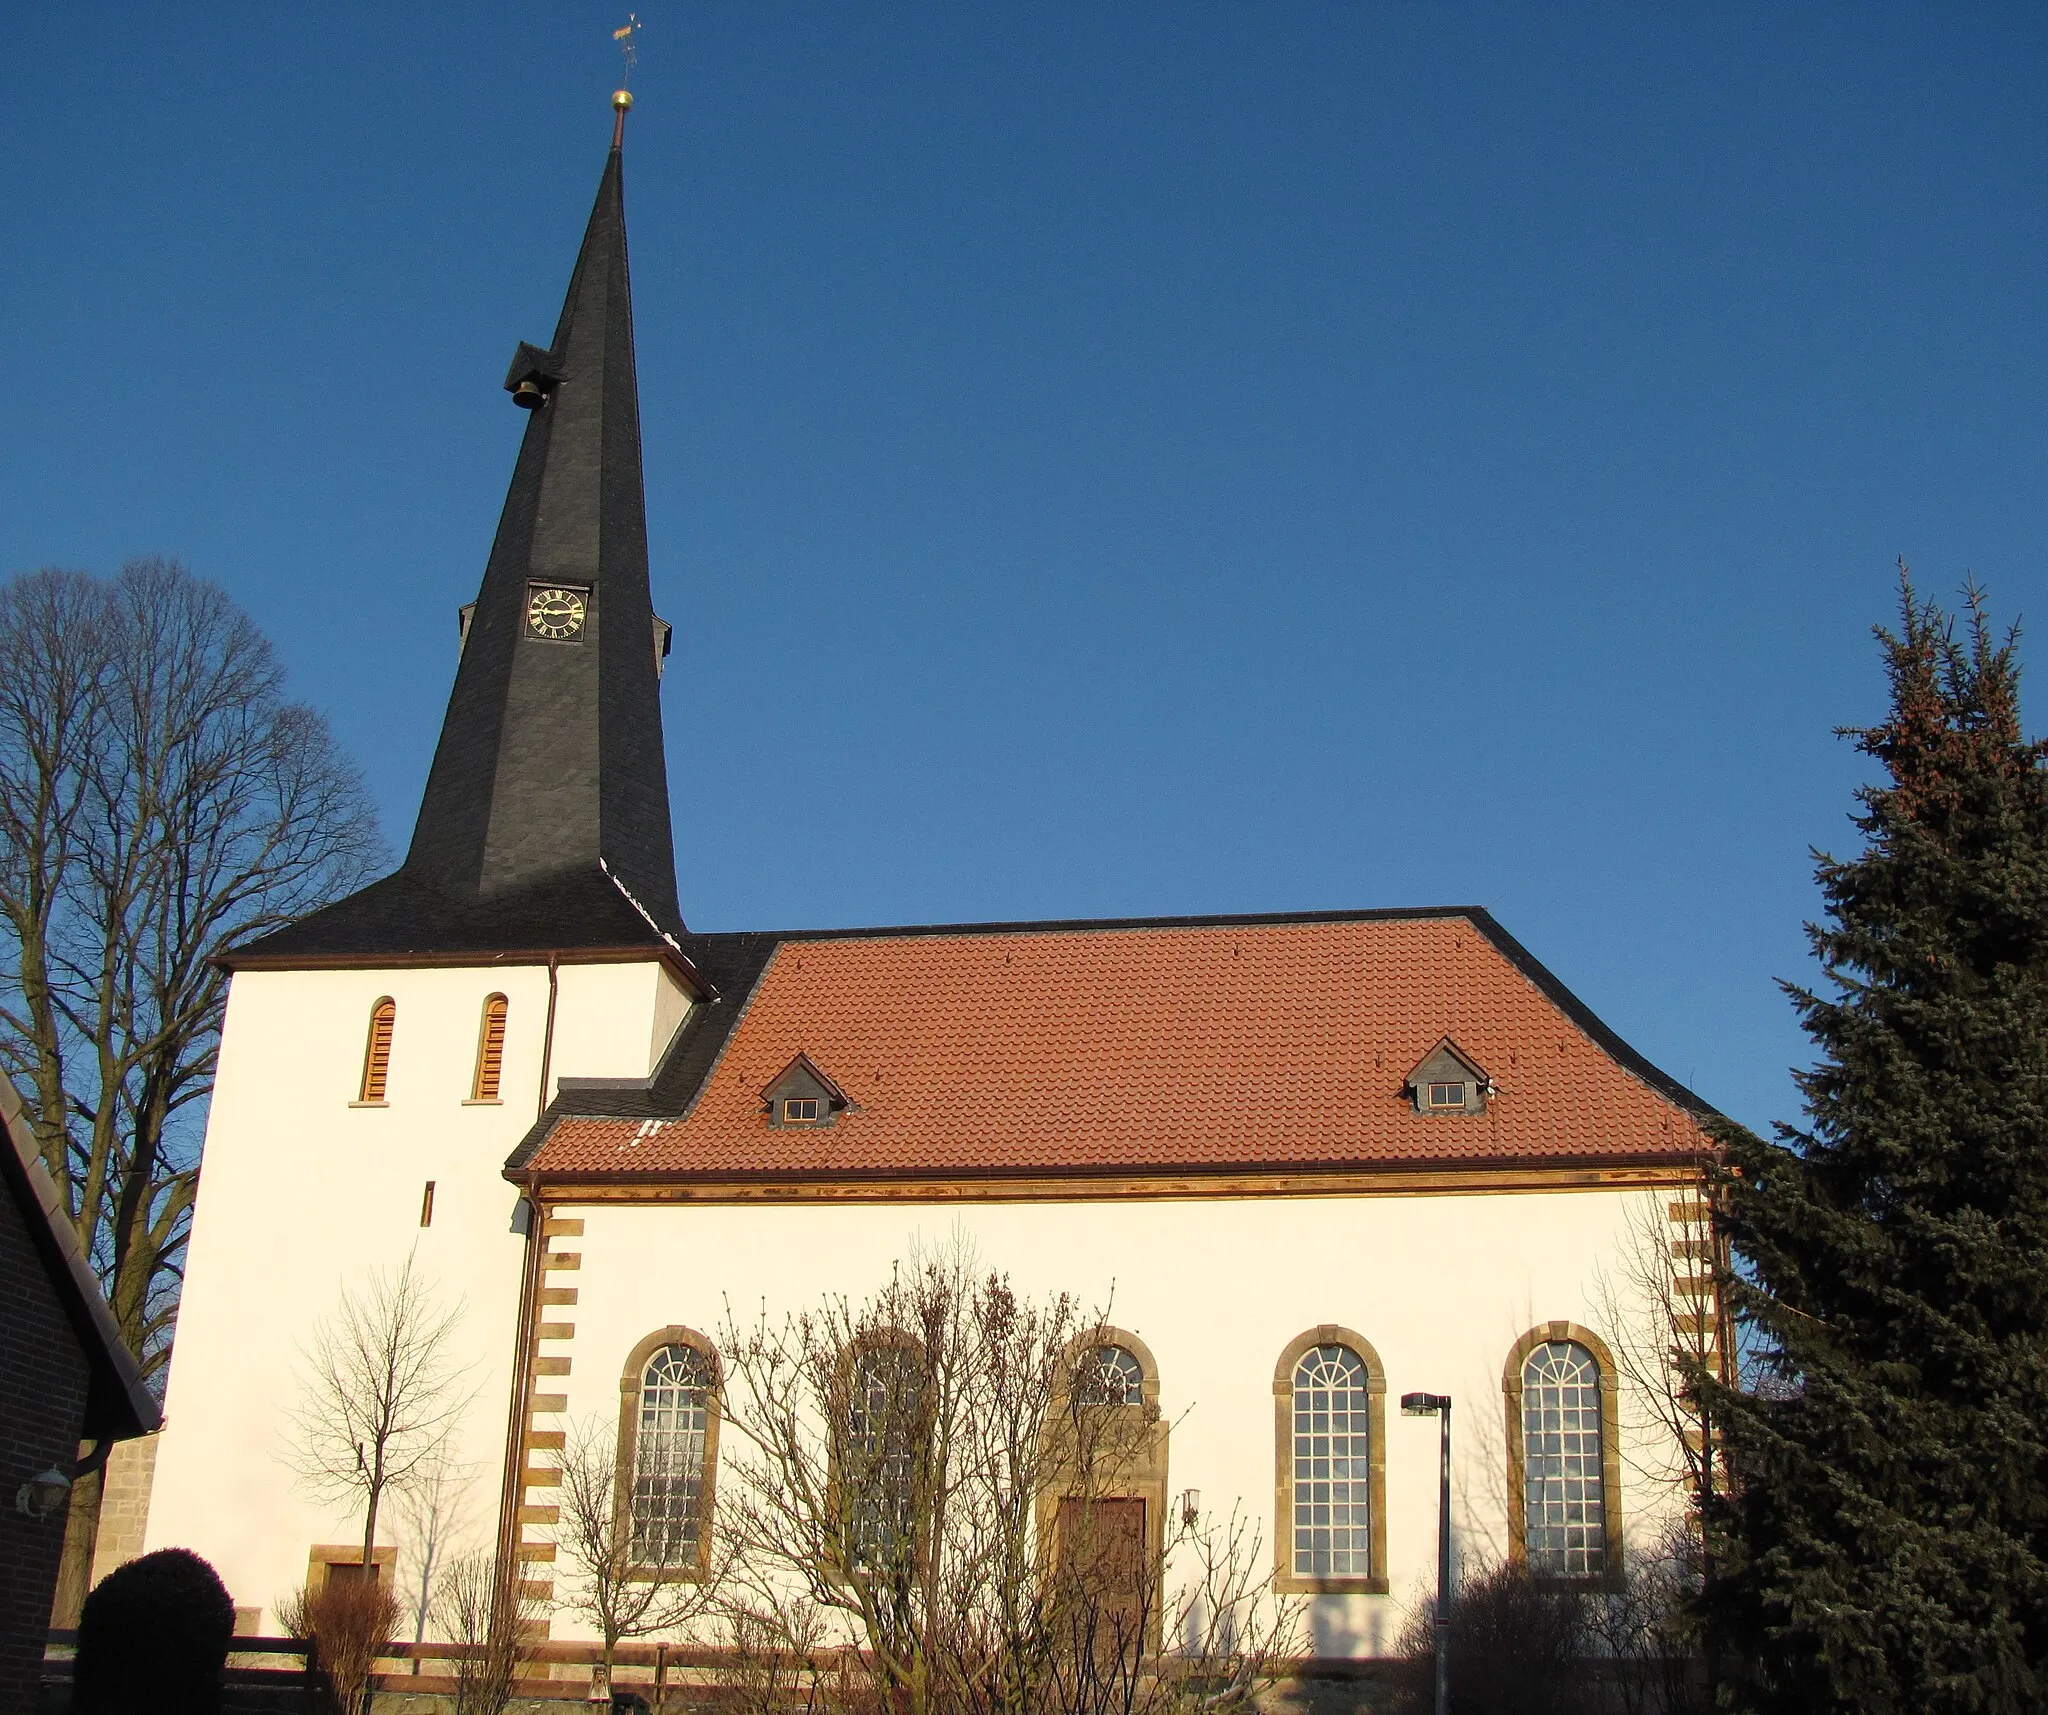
[526,585,588,640]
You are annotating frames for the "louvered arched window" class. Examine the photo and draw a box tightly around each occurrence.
[358,998,395,1104]
[630,1343,716,1565]
[471,994,508,1101]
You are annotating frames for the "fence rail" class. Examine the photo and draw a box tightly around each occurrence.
[44,1630,1365,1705]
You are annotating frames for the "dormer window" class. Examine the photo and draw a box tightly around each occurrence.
[1405,1039,1491,1115]
[763,1054,850,1130]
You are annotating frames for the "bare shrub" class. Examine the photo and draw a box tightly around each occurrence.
[554,1418,727,1694]
[1583,1523,1708,1715]
[280,1572,401,1715]
[433,1550,550,1715]
[1394,1562,1587,1715]
[713,1600,833,1715]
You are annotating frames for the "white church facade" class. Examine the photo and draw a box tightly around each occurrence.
[144,106,1718,1670]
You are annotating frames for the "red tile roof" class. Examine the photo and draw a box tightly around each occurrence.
[526,915,1712,1183]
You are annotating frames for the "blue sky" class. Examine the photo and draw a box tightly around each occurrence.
[5,4,2044,1133]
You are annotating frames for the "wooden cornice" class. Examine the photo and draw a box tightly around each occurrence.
[519,1159,1709,1206]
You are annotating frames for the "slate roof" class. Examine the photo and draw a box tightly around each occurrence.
[0,1078,160,1441]
[510,907,1717,1185]
[234,125,683,967]
[223,866,690,971]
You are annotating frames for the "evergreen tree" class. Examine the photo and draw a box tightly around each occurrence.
[1705,573,2048,1713]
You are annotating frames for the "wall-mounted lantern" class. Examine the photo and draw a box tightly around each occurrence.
[14,1467,71,1521]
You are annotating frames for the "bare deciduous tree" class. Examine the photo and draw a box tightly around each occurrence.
[1049,1498,1300,1715]
[288,1254,474,1574]
[0,559,382,1612]
[0,559,384,1391]
[715,1240,1301,1715]
[1590,1191,1725,1522]
[554,1418,728,1695]
[1588,1188,1730,1701]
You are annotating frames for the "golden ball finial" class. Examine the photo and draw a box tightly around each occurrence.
[613,89,633,111]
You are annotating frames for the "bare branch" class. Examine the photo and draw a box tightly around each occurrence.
[286,1254,475,1571]
[0,558,385,1390]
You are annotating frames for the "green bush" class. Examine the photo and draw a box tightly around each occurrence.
[73,1547,236,1715]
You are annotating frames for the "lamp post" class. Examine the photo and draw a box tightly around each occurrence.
[1401,1392,1453,1715]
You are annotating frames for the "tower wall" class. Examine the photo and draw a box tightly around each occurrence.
[145,960,688,1624]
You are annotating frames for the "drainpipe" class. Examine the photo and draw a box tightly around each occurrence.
[494,1168,547,1618]
[497,951,557,1619]
[537,953,560,1123]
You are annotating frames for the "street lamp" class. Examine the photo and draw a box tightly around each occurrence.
[1401,1392,1452,1715]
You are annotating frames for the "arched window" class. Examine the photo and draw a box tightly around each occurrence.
[618,1329,720,1574]
[845,1340,924,1571]
[471,994,508,1102]
[1045,1328,1168,1646]
[358,998,395,1104]
[1505,1324,1620,1579]
[1074,1343,1145,1406]
[1272,1327,1387,1594]
[1291,1346,1371,1578]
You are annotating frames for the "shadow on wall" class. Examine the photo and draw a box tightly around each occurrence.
[1308,1594,1391,1660]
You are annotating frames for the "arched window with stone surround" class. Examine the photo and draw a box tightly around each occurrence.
[1073,1342,1146,1406]
[844,1336,925,1572]
[1045,1327,1169,1646]
[1505,1323,1622,1580]
[1272,1326,1387,1594]
[618,1329,720,1573]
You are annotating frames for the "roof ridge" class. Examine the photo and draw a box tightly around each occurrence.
[696,904,1490,944]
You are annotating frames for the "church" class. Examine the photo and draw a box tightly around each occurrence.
[144,97,1718,1675]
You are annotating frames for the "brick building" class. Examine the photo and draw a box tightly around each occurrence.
[0,1079,159,1715]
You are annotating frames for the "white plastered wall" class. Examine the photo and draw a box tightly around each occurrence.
[145,958,685,1624]
[551,961,691,1083]
[542,1186,1691,1660]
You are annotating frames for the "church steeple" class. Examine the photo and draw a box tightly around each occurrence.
[230,104,687,964]
[402,101,680,930]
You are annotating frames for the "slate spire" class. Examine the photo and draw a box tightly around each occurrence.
[229,107,687,964]
[401,113,680,933]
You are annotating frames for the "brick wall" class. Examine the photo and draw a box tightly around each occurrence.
[0,1165,91,1715]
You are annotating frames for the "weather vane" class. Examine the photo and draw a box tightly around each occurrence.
[613,14,640,86]
[611,14,639,143]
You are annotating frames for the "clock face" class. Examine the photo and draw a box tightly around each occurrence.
[526,586,588,641]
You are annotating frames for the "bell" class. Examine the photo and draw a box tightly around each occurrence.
[511,378,547,410]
